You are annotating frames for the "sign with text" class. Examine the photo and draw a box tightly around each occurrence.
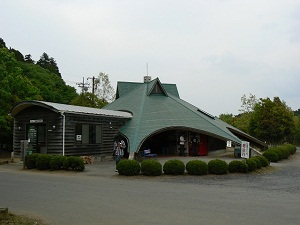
[241,141,250,158]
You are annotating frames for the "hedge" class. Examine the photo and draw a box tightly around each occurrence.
[208,159,228,175]
[186,160,208,175]
[163,159,185,175]
[117,160,140,176]
[141,159,162,176]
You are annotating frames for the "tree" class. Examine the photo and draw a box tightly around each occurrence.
[70,93,107,108]
[239,93,258,114]
[219,113,234,126]
[94,72,115,103]
[0,38,6,48]
[36,52,61,77]
[249,97,295,145]
[24,54,35,64]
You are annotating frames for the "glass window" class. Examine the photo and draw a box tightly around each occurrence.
[75,123,102,144]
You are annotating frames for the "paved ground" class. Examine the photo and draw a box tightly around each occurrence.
[0,150,299,225]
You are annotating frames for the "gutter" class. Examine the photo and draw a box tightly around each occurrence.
[61,112,65,156]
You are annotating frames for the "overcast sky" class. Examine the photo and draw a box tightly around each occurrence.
[1,0,299,116]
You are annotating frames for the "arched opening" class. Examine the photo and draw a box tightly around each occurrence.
[139,128,227,156]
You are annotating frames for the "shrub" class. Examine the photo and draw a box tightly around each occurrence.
[239,162,249,173]
[49,155,67,170]
[228,160,242,173]
[61,157,70,170]
[25,153,39,169]
[277,146,290,159]
[251,157,262,169]
[245,158,257,172]
[163,159,185,175]
[186,160,208,175]
[283,144,297,155]
[254,155,270,167]
[67,156,85,171]
[141,159,162,176]
[117,160,140,176]
[36,154,52,170]
[263,150,279,162]
[208,159,228,175]
[268,147,284,161]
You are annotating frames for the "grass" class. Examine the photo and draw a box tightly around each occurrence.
[0,209,48,225]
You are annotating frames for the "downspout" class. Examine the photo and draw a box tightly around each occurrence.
[61,112,65,156]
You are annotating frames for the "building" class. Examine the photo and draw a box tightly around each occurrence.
[104,77,267,158]
[10,77,266,159]
[10,101,132,158]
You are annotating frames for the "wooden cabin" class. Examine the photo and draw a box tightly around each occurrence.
[10,101,132,158]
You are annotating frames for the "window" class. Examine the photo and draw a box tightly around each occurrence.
[75,123,102,144]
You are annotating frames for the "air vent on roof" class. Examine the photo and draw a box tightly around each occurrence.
[197,108,215,119]
[144,76,151,83]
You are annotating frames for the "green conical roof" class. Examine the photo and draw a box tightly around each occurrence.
[104,78,262,152]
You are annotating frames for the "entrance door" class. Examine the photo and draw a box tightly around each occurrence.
[198,134,208,156]
[27,124,47,154]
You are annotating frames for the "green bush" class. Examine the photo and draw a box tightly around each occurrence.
[25,153,39,169]
[283,144,297,155]
[269,147,284,161]
[251,157,262,169]
[208,159,228,175]
[186,160,208,175]
[262,150,279,162]
[141,159,162,176]
[254,155,270,167]
[36,154,52,170]
[278,146,290,159]
[228,160,249,173]
[163,159,185,175]
[49,155,66,170]
[117,160,140,176]
[67,156,85,171]
[245,158,257,172]
[62,156,70,170]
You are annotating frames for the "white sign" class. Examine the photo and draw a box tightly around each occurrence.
[76,135,82,141]
[226,141,232,147]
[30,119,43,123]
[241,141,250,158]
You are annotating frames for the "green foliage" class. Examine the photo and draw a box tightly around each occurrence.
[283,144,297,155]
[208,159,228,175]
[141,159,162,176]
[25,153,39,169]
[49,155,66,170]
[227,160,249,173]
[186,160,208,175]
[117,160,140,176]
[254,155,270,167]
[163,159,185,175]
[36,52,61,77]
[218,113,234,126]
[36,154,52,170]
[268,147,284,161]
[245,158,257,172]
[262,150,279,162]
[249,97,295,145]
[95,72,115,103]
[251,157,262,169]
[67,156,85,171]
[70,93,107,108]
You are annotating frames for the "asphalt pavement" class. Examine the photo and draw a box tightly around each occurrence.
[0,150,299,225]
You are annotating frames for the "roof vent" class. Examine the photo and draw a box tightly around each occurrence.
[144,76,151,83]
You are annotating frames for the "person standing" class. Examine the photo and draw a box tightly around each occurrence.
[179,134,185,156]
[114,138,125,172]
[191,135,198,156]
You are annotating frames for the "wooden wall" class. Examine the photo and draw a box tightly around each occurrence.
[13,105,130,157]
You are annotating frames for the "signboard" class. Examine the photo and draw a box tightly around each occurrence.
[30,119,43,123]
[226,141,232,147]
[241,141,250,158]
[76,135,82,141]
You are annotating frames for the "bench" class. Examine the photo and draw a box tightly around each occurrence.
[141,149,157,159]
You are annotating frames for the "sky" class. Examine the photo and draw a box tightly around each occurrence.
[1,0,299,116]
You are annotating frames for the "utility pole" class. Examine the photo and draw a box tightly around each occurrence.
[87,76,96,95]
[76,77,90,93]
